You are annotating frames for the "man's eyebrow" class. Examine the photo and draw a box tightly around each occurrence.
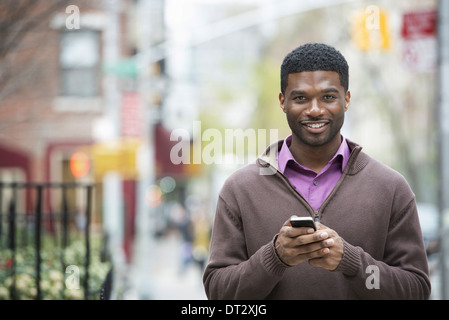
[289,90,307,97]
[289,88,340,97]
[321,88,340,94]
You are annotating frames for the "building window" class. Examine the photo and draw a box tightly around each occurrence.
[60,29,100,97]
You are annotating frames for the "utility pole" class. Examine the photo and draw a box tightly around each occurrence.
[438,0,449,300]
[131,0,165,299]
[102,0,127,300]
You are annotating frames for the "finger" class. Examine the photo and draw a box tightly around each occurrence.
[284,215,300,227]
[314,223,339,240]
[316,222,326,230]
[308,249,337,269]
[291,238,334,255]
[304,247,330,260]
[279,238,332,266]
[291,230,329,246]
[283,225,315,238]
[308,256,325,268]
[316,222,334,232]
[282,215,315,238]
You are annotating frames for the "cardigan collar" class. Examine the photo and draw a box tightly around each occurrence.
[257,137,368,176]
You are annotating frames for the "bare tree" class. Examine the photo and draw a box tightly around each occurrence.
[0,0,72,101]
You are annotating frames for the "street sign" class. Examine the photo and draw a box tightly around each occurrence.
[401,10,437,40]
[401,10,437,72]
[121,91,143,138]
[91,139,140,179]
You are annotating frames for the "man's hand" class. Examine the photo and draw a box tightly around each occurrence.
[275,216,344,270]
[275,216,333,266]
[308,222,344,271]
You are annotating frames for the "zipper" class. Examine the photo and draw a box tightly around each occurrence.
[313,145,361,220]
[277,171,317,219]
[272,144,362,223]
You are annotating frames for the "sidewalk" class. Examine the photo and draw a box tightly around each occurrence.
[123,232,207,300]
[149,233,207,300]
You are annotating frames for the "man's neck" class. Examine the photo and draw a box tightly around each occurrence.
[289,133,342,174]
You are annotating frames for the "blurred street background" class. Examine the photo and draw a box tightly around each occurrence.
[0,0,448,300]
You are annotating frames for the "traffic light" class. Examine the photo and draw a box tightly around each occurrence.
[351,6,391,51]
[70,151,91,178]
[379,9,390,50]
[351,9,370,51]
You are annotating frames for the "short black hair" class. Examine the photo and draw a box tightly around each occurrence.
[280,43,349,95]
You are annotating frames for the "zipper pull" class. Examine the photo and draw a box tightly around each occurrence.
[314,212,320,223]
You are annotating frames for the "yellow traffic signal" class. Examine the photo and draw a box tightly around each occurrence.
[379,10,390,50]
[351,6,391,51]
[351,10,370,51]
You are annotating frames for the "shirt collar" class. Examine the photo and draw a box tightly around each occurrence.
[277,134,351,174]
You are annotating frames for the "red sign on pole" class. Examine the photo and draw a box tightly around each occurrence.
[401,10,437,72]
[121,91,143,138]
[401,10,437,39]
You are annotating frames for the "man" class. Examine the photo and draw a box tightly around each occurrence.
[202,42,431,299]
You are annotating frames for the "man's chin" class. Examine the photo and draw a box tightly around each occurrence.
[294,133,330,147]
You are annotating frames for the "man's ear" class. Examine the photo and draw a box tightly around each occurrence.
[344,90,351,112]
[279,92,286,113]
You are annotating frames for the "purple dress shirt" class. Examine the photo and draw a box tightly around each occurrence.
[277,135,351,211]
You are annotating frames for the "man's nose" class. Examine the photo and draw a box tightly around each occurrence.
[305,99,323,117]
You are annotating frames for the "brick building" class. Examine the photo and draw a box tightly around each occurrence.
[0,0,141,259]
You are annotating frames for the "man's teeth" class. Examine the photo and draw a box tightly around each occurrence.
[306,123,326,128]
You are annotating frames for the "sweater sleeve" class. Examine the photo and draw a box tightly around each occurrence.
[203,196,289,299]
[335,198,431,299]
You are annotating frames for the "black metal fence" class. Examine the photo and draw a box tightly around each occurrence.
[0,182,95,300]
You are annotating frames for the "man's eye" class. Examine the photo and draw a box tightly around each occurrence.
[293,96,306,101]
[323,95,336,100]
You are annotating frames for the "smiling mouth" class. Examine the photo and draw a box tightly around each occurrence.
[300,121,330,133]
[305,123,327,129]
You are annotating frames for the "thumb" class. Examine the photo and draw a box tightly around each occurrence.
[316,222,327,230]
[284,215,298,227]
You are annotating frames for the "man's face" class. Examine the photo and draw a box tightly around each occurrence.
[279,71,350,147]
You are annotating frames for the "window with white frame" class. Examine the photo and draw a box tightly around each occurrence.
[59,29,100,97]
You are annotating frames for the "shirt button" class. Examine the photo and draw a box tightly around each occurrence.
[313,180,318,186]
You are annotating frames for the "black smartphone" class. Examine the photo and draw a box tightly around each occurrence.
[290,216,316,231]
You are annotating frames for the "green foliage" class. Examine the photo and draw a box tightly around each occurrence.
[0,232,110,300]
[250,57,290,138]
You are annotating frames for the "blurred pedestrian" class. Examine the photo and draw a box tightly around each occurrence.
[191,211,211,273]
[203,42,431,299]
[170,202,194,274]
